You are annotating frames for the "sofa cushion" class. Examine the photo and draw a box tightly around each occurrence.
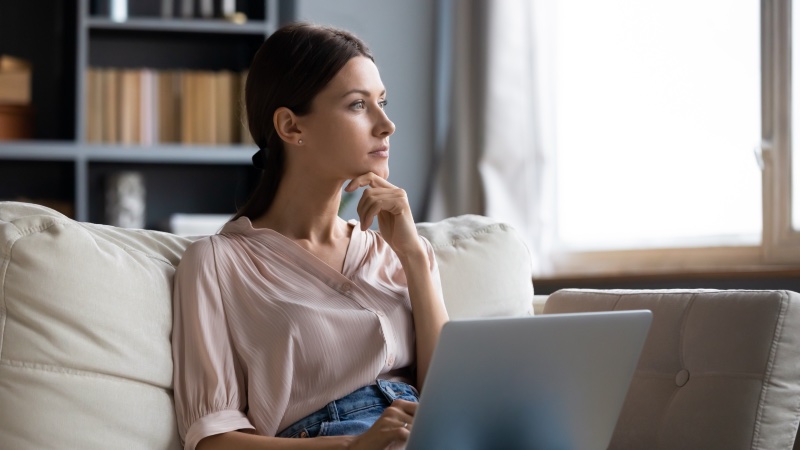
[0,201,192,450]
[416,214,534,319]
[543,289,800,450]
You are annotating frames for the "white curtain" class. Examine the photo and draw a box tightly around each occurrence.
[425,0,555,274]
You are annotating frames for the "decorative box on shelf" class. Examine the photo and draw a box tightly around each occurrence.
[0,55,34,140]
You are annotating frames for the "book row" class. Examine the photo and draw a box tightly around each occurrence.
[84,68,254,146]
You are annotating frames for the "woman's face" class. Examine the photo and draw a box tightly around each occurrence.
[296,56,396,181]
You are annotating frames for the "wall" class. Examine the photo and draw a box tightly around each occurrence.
[294,0,436,221]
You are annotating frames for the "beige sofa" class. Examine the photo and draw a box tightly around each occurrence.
[1,201,799,450]
[0,201,533,449]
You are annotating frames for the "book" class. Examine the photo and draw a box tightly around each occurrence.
[196,71,216,144]
[85,68,104,143]
[180,71,193,143]
[139,69,156,145]
[158,71,180,143]
[161,0,174,18]
[102,69,119,143]
[199,0,213,18]
[119,69,141,145]
[180,0,193,18]
[214,71,237,144]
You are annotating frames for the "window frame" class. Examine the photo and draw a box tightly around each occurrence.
[763,0,800,263]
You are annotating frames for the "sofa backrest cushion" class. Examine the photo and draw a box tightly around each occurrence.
[416,214,534,319]
[543,289,800,450]
[0,201,193,450]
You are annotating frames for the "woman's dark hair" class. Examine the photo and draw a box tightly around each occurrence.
[232,22,374,222]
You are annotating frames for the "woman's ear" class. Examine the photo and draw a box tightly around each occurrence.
[273,107,302,145]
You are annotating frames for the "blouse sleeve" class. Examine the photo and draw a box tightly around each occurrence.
[172,237,254,450]
[420,235,445,301]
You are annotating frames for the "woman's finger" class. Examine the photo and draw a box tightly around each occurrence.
[378,406,415,430]
[389,399,418,415]
[357,190,406,216]
[358,201,381,231]
[356,190,408,229]
[345,172,396,192]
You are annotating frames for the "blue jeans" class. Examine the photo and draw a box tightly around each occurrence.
[276,380,419,438]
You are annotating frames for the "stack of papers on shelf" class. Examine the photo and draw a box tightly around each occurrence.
[169,213,231,236]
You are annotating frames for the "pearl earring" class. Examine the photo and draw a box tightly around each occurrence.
[298,139,303,145]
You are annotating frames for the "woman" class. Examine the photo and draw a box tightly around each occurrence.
[171,22,449,450]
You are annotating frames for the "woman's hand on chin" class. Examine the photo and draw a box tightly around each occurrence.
[344,172,424,258]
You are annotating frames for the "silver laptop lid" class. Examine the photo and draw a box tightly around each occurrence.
[406,310,652,450]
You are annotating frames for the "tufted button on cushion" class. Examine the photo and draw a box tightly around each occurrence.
[675,369,690,387]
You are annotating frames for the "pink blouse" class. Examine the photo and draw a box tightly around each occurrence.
[171,217,441,450]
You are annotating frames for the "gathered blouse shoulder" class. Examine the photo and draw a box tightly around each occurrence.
[171,217,441,450]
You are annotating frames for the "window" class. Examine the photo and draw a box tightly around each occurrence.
[547,0,800,275]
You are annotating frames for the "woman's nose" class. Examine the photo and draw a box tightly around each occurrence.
[375,109,395,137]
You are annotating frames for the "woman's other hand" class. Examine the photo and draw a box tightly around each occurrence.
[346,172,448,389]
[347,399,416,450]
[345,172,423,258]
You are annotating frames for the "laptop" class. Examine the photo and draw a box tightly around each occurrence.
[405,310,652,450]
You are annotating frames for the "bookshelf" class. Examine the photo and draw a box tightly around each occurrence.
[0,0,281,229]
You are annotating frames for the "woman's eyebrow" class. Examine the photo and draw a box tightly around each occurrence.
[341,88,386,98]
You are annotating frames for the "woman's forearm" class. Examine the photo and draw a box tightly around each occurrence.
[399,250,449,390]
[197,431,353,450]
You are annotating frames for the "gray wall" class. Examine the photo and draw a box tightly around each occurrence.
[295,0,436,221]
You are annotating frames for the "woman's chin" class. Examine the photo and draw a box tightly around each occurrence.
[360,164,389,180]
[373,161,390,179]
[347,162,389,180]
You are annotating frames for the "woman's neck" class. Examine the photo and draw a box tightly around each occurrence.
[251,175,349,245]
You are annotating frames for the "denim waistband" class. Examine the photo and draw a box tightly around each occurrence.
[277,380,419,438]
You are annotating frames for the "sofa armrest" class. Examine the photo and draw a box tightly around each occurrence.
[532,295,549,315]
[544,289,800,450]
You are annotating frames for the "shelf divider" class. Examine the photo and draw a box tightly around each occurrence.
[86,17,270,35]
[0,142,255,165]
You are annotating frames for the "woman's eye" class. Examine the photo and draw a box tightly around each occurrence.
[379,100,388,109]
[351,100,365,110]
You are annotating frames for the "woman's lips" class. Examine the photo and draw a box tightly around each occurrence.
[369,147,389,158]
